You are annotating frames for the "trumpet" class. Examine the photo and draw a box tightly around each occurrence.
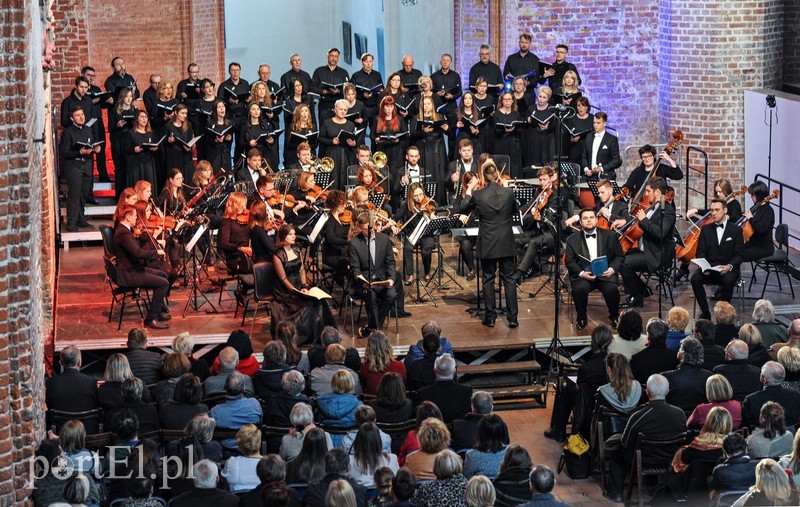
[372,151,387,169]
[310,155,334,173]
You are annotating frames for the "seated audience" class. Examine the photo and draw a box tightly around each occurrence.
[360,331,407,395]
[403,321,454,368]
[686,374,742,429]
[778,346,800,392]
[466,475,496,507]
[210,329,259,376]
[369,467,396,507]
[608,309,645,359]
[730,458,798,506]
[714,339,763,402]
[390,467,419,506]
[98,352,153,411]
[308,325,362,372]
[222,424,262,493]
[753,299,787,349]
[666,306,691,350]
[406,417,451,480]
[464,414,509,479]
[742,361,800,428]
[45,345,98,431]
[239,454,302,507]
[304,448,369,507]
[158,373,209,430]
[61,474,94,507]
[58,420,101,475]
[254,341,295,398]
[169,459,239,507]
[326,479,358,507]
[668,407,732,499]
[415,353,473,423]
[741,322,771,368]
[596,353,643,414]
[405,333,442,392]
[709,432,757,495]
[308,343,364,396]
[339,405,391,454]
[398,401,443,466]
[275,320,310,374]
[347,422,400,487]
[630,318,679,385]
[713,301,740,347]
[165,413,222,463]
[412,450,468,507]
[521,465,570,507]
[747,401,794,459]
[317,370,363,445]
[124,327,163,385]
[285,427,330,484]
[109,378,160,433]
[662,337,713,413]
[451,391,497,452]
[279,402,333,462]
[770,318,800,360]
[151,352,191,404]
[173,332,211,380]
[33,439,101,507]
[778,429,800,488]
[694,318,726,371]
[209,371,262,450]
[203,346,255,397]
[367,372,415,425]
[492,444,533,507]
[265,369,309,428]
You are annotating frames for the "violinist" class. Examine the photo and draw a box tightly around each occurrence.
[514,165,569,282]
[618,176,676,308]
[248,201,277,264]
[686,179,743,224]
[452,171,478,281]
[218,192,252,275]
[622,145,682,197]
[255,175,295,225]
[134,179,153,205]
[156,168,187,215]
[113,188,139,224]
[689,199,744,320]
[322,190,351,286]
[290,171,322,232]
[446,139,475,206]
[132,200,178,285]
[565,178,628,230]
[741,180,775,262]
[356,163,388,206]
[351,186,394,233]
[393,182,436,285]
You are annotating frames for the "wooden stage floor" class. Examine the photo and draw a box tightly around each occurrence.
[54,239,800,355]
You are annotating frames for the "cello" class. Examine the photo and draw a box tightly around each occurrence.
[628,130,685,214]
[737,189,780,243]
[676,186,747,262]
[596,188,630,230]
[617,188,675,253]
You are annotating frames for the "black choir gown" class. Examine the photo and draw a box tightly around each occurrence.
[514,92,535,168]
[108,106,137,195]
[319,118,356,190]
[455,110,486,157]
[410,117,448,203]
[473,94,496,153]
[125,131,158,191]
[203,120,233,174]
[371,116,409,190]
[346,100,367,146]
[194,98,217,162]
[565,115,594,164]
[284,126,318,167]
[164,122,196,184]
[528,104,556,166]
[493,110,523,178]
[241,121,278,171]
[270,247,337,345]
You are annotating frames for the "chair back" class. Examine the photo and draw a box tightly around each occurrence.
[377,419,417,455]
[715,489,749,507]
[48,408,104,434]
[775,223,789,248]
[636,432,688,469]
[254,261,276,302]
[99,224,115,258]
[103,256,120,285]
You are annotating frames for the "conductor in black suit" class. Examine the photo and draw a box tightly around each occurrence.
[460,162,519,328]
[565,208,624,330]
[619,177,676,308]
[581,112,622,181]
[690,199,745,320]
[348,211,397,337]
[113,205,170,329]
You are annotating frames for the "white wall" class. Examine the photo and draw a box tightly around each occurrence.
[744,89,800,244]
[385,0,454,76]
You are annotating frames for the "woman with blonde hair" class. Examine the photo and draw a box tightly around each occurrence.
[666,306,691,350]
[217,191,250,275]
[360,330,406,395]
[222,424,262,493]
[778,347,800,392]
[687,374,742,429]
[316,370,362,446]
[326,479,358,507]
[172,331,210,380]
[713,301,740,347]
[465,475,496,507]
[731,458,798,506]
[672,407,732,473]
[779,428,800,487]
[739,322,771,367]
[98,353,152,410]
[406,418,451,480]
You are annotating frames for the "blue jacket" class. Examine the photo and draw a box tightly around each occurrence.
[316,393,361,428]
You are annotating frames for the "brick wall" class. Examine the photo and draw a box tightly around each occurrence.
[1,0,50,503]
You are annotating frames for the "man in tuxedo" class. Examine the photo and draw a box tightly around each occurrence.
[445,139,474,205]
[565,208,624,330]
[619,176,676,308]
[469,44,504,96]
[690,199,745,320]
[581,112,622,181]
[461,162,519,328]
[348,211,397,338]
[113,205,170,329]
[234,148,264,198]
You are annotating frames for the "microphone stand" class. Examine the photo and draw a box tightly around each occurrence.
[658,195,666,319]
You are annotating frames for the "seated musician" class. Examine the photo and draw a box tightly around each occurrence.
[113,205,170,329]
[514,164,569,282]
[580,111,621,181]
[351,186,394,234]
[565,208,624,330]
[284,141,315,182]
[255,175,303,227]
[565,178,628,230]
[393,182,436,285]
[689,199,744,320]
[217,191,251,275]
[323,190,351,285]
[357,163,392,214]
[290,171,323,234]
[248,201,278,265]
[348,211,398,338]
[445,139,475,207]
[619,176,676,308]
[452,171,478,281]
[742,180,775,262]
[345,144,372,189]
[234,148,265,196]
[132,200,178,286]
[395,145,425,209]
[622,144,682,197]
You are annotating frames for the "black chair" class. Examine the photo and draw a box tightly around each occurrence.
[377,419,417,455]
[715,489,749,507]
[750,223,795,299]
[48,408,104,434]
[342,278,399,336]
[104,256,147,330]
[240,261,275,328]
[590,403,641,490]
[625,432,688,507]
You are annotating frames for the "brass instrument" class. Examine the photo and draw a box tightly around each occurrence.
[310,155,334,173]
[373,151,387,169]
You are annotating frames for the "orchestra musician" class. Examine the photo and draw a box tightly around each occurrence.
[187,160,222,229]
[565,208,624,330]
[113,205,170,329]
[235,148,267,197]
[133,200,178,285]
[565,178,628,230]
[270,224,337,345]
[581,112,621,181]
[742,180,775,262]
[323,190,352,286]
[319,99,357,190]
[347,145,373,189]
[397,146,425,209]
[284,103,317,167]
[622,145,682,197]
[446,139,475,206]
[113,188,139,224]
[217,192,252,275]
[515,165,569,282]
[156,168,187,215]
[618,176,676,308]
[452,171,478,281]
[460,161,519,328]
[134,179,153,205]
[689,199,744,320]
[394,182,436,285]
[348,211,398,338]
[255,175,297,226]
[291,171,324,234]
[284,141,315,183]
[493,91,523,178]
[350,186,393,232]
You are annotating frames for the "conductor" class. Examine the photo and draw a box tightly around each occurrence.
[460,161,519,328]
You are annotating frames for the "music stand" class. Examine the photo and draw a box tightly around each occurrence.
[585,180,624,201]
[368,193,387,209]
[183,218,216,315]
[513,186,537,209]
[313,171,332,188]
[425,216,464,292]
[406,215,437,305]
[559,162,580,187]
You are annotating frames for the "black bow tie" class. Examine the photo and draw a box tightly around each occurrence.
[716,223,725,229]
[585,233,596,238]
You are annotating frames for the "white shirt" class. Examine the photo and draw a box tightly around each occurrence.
[579,228,601,278]
[716,220,727,244]
[591,130,605,170]
[461,159,473,173]
[407,164,421,183]
[247,166,260,183]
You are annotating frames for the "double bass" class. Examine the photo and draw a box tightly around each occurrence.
[737,189,780,243]
[627,130,685,214]
[676,186,747,262]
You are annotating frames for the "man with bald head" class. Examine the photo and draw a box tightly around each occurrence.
[769,318,800,359]
[714,339,764,401]
[203,346,254,397]
[741,361,800,427]
[398,54,422,95]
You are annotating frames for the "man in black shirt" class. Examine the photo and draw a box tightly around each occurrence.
[279,53,312,97]
[398,54,422,94]
[218,62,250,149]
[81,66,111,183]
[60,76,93,128]
[312,48,350,124]
[431,53,462,117]
[503,33,540,87]
[59,106,100,231]
[177,63,203,103]
[542,44,581,93]
[104,56,139,102]
[351,53,383,131]
[469,44,504,96]
[142,74,161,117]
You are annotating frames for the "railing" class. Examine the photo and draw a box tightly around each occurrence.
[754,173,800,246]
[683,146,709,215]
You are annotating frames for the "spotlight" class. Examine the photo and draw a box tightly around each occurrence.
[766,95,776,108]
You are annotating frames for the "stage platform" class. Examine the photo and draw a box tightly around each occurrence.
[53,239,800,361]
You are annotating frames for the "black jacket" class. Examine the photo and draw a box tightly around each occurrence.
[581,132,622,180]
[630,345,680,385]
[415,380,473,423]
[663,364,713,413]
[450,413,483,451]
[701,338,727,371]
[742,385,800,427]
[713,361,762,402]
[709,455,757,492]
[460,183,519,260]
[45,368,99,431]
[620,400,687,463]
[565,228,624,283]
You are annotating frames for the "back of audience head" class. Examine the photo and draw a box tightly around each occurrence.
[725,339,749,361]
[433,449,462,479]
[62,473,91,504]
[753,458,792,504]
[753,299,776,324]
[320,326,341,347]
[281,369,305,396]
[193,459,219,489]
[474,414,507,453]
[218,346,240,370]
[392,467,418,500]
[289,402,314,431]
[739,323,762,348]
[331,369,355,394]
[264,340,287,366]
[591,325,613,352]
[529,464,557,495]
[646,374,669,400]
[128,471,155,498]
[325,447,351,474]
[127,326,148,349]
[668,307,690,332]
[606,353,634,401]
[465,475,495,507]
[500,444,533,473]
[778,346,800,375]
[617,309,642,341]
[174,373,202,404]
[163,352,190,378]
[326,479,356,507]
[471,391,493,415]
[789,319,800,340]
[706,374,734,403]
[418,418,450,453]
[421,320,442,338]
[714,301,737,325]
[693,318,715,342]
[366,331,393,372]
[678,337,704,366]
[60,345,82,370]
[761,361,785,386]
[422,332,441,355]
[226,329,254,359]
[376,372,407,408]
[646,318,669,346]
[722,432,747,458]
[355,405,377,426]
[113,409,139,440]
[105,352,133,382]
[59,420,86,454]
[354,422,383,474]
[122,377,145,403]
[257,454,286,484]
[702,406,733,437]
[261,482,290,506]
[415,401,443,428]
[224,370,247,396]
[759,401,786,439]
[186,413,216,443]
[237,424,262,456]
[172,331,194,356]
[325,343,347,364]
[434,353,456,379]
[373,466,394,495]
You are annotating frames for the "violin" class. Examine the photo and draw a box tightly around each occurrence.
[737,189,780,243]
[146,214,178,230]
[306,185,328,201]
[366,181,385,194]
[236,209,250,225]
[618,189,675,253]
[629,130,685,214]
[267,191,297,209]
[338,208,353,225]
[532,187,553,222]
[676,186,747,262]
[596,188,630,230]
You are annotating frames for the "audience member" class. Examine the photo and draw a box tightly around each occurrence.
[308,326,362,372]
[308,343,364,396]
[492,444,534,507]
[339,405,391,454]
[770,318,800,360]
[109,377,160,433]
[412,450,468,507]
[662,337,713,413]
[752,299,787,349]
[124,327,163,385]
[465,475,495,507]
[398,401,443,466]
[275,320,310,374]
[389,467,418,506]
[464,414,509,479]
[713,301,740,347]
[45,345,98,431]
[285,427,330,484]
[778,429,800,488]
[520,465,570,507]
[630,318,679,385]
[326,479,358,507]
[164,413,222,463]
[405,333,442,392]
[158,373,209,430]
[367,372,415,426]
[169,459,239,507]
[151,352,191,404]
[61,474,94,507]
[694,318,726,370]
[304,448,369,507]
[730,458,798,506]
[347,422,399,487]
[222,424,262,493]
[686,374,742,429]
[59,420,101,475]
[360,331,407,395]
[596,353,643,415]
[746,401,794,459]
[369,467,396,507]
[279,402,333,462]
[451,391,497,451]
[742,361,800,427]
[203,346,255,397]
[415,353,473,423]
[403,321,454,368]
[709,433,757,495]
[172,332,211,380]
[666,306,691,350]
[209,371,262,450]
[778,346,800,393]
[254,341,295,398]
[714,339,763,402]
[264,369,310,427]
[406,418,451,480]
[32,439,101,506]
[98,352,153,411]
[740,323,770,367]
[210,329,259,376]
[239,454,302,507]
[608,309,645,359]
[317,370,364,445]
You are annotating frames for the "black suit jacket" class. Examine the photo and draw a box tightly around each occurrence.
[581,132,622,180]
[170,486,239,507]
[742,385,800,427]
[695,221,744,270]
[450,413,484,451]
[565,228,624,282]
[460,183,518,259]
[638,204,677,272]
[45,368,98,414]
[662,364,714,413]
[414,379,473,423]
[111,224,160,284]
[348,231,395,283]
[713,361,763,402]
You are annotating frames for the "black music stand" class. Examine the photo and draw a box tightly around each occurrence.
[367,193,387,209]
[313,171,332,189]
[513,186,537,209]
[182,217,216,315]
[405,215,437,306]
[426,216,464,292]
[585,180,624,201]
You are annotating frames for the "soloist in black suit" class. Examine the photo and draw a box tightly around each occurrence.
[112,223,169,323]
[460,182,519,324]
[690,221,744,318]
[349,231,396,330]
[619,204,676,300]
[565,227,624,322]
[581,132,622,181]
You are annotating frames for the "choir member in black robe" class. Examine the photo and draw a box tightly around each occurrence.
[527,86,557,167]
[194,79,218,162]
[510,77,535,168]
[150,81,178,135]
[542,44,582,93]
[565,97,594,165]
[410,94,449,203]
[59,106,98,231]
[125,110,159,192]
[454,92,487,158]
[311,48,350,124]
[202,100,233,175]
[280,53,312,99]
[104,56,139,102]
[472,78,497,154]
[371,95,409,194]
[283,78,315,141]
[343,84,367,146]
[503,33,542,88]
[241,101,278,172]
[217,62,250,146]
[177,63,203,132]
[351,52,384,133]
[284,103,317,167]
[493,92,523,178]
[108,88,137,198]
[469,44,504,98]
[319,99,357,190]
[163,104,196,186]
[398,55,423,95]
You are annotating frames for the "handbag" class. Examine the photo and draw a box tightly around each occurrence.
[558,434,592,479]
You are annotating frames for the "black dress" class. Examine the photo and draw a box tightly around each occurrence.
[125,130,158,190]
[455,109,486,156]
[371,116,409,191]
[528,104,556,166]
[164,122,196,184]
[319,118,356,190]
[194,97,217,163]
[493,110,523,178]
[473,94,496,153]
[513,92,535,168]
[410,116,448,203]
[108,106,137,197]
[218,217,250,274]
[241,120,277,171]
[346,99,367,145]
[203,119,233,174]
[322,216,350,284]
[270,247,337,345]
[565,114,594,164]
[251,225,277,264]
[284,126,318,167]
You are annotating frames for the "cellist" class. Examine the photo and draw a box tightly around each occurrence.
[622,145,682,197]
[565,178,628,230]
[741,180,775,262]
[619,176,676,308]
